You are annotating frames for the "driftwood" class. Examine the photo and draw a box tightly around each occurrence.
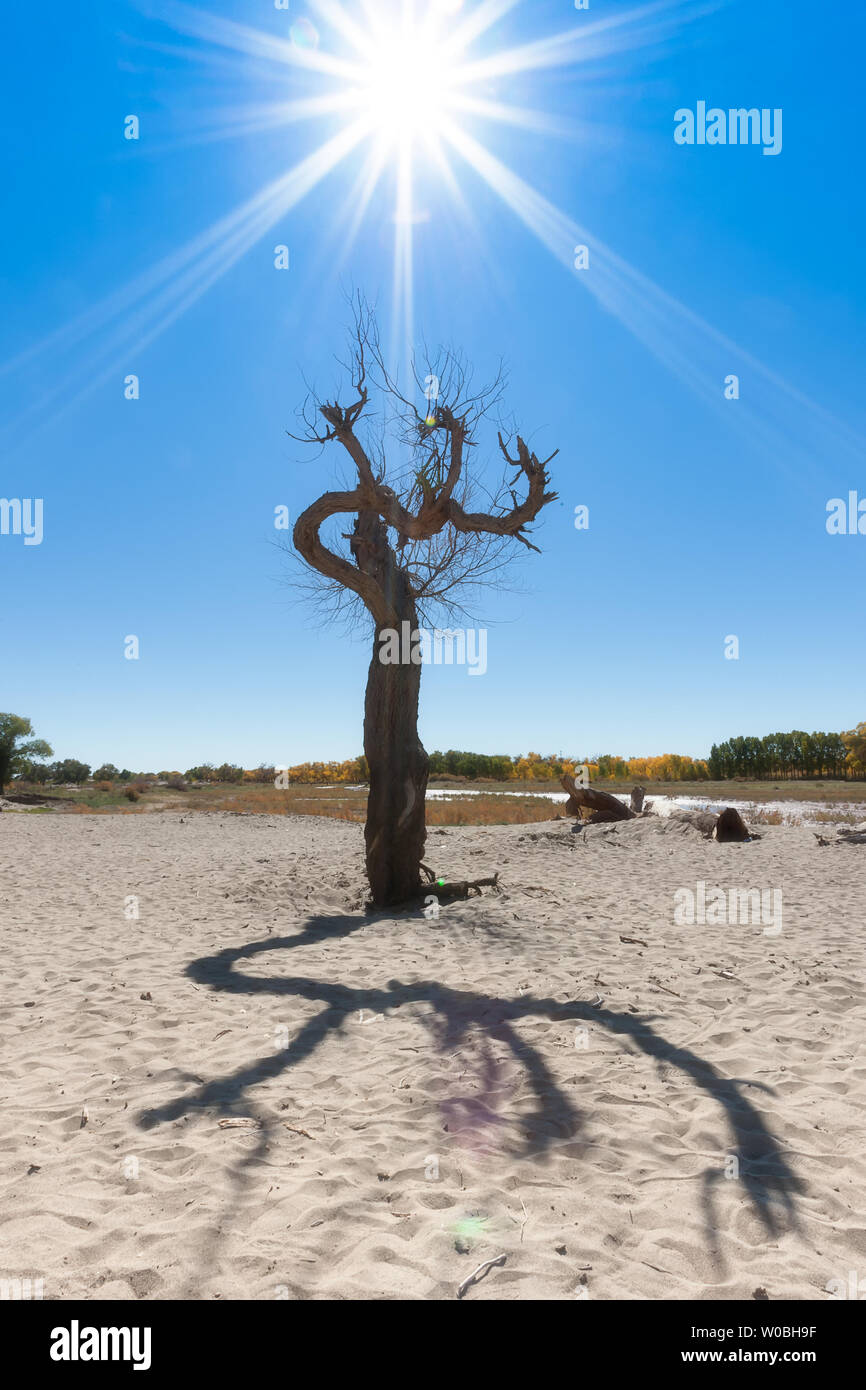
[815,822,866,847]
[559,775,756,841]
[669,806,755,840]
[670,809,719,838]
[715,807,754,842]
[416,870,500,903]
[560,774,634,823]
[672,806,756,840]
[456,1253,507,1300]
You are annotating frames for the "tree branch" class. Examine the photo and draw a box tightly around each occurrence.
[293,489,397,628]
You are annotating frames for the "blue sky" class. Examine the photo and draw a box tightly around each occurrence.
[1,0,864,772]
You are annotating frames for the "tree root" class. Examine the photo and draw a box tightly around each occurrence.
[422,872,500,902]
[365,872,500,912]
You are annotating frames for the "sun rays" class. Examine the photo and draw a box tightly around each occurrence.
[2,0,861,474]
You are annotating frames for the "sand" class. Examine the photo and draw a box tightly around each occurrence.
[0,810,863,1301]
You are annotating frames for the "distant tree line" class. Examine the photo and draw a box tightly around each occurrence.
[24,760,129,784]
[183,764,249,783]
[5,706,866,794]
[426,750,710,781]
[275,758,368,785]
[707,731,856,780]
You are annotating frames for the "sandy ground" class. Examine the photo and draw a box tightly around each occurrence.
[0,810,864,1301]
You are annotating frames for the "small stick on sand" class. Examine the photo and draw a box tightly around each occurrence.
[284,1124,314,1139]
[506,1198,529,1242]
[518,1197,529,1243]
[620,935,648,947]
[650,979,682,998]
[457,1253,507,1300]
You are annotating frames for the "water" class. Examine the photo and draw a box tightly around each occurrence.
[424,787,865,827]
[328,783,864,827]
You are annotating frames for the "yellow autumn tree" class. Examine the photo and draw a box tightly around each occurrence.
[842,723,866,776]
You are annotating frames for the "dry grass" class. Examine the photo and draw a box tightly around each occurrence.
[749,808,786,826]
[745,806,866,828]
[426,794,561,826]
[179,784,561,826]
[14,775,865,828]
[205,790,366,821]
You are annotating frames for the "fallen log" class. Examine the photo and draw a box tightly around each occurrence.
[819,823,866,846]
[670,806,756,840]
[560,774,635,822]
[669,809,719,838]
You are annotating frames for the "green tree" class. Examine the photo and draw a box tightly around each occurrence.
[707,744,724,779]
[21,759,52,784]
[0,714,53,792]
[93,763,120,782]
[214,763,243,783]
[50,759,91,784]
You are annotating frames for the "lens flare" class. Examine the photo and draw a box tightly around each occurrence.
[290,18,319,52]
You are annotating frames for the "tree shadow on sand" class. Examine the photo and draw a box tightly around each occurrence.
[138,911,803,1266]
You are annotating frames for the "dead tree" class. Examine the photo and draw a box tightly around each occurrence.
[291,303,558,906]
[559,773,756,841]
[560,773,634,822]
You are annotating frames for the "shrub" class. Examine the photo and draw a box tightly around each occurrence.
[124,787,140,802]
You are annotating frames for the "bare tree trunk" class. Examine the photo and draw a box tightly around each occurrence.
[364,612,429,906]
[291,310,557,907]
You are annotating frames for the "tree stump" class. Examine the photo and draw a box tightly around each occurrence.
[715,807,753,842]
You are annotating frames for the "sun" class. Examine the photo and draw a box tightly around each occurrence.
[10,0,779,450]
[359,36,459,141]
